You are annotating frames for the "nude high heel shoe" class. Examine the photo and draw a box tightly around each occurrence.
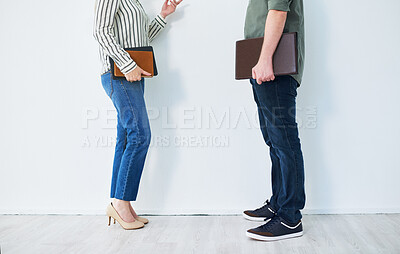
[127,202,149,224]
[135,216,149,224]
[106,203,144,230]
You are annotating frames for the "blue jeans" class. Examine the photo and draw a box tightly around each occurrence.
[251,75,306,224]
[101,71,151,201]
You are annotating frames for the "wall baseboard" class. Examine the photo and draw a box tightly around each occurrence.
[1,208,400,215]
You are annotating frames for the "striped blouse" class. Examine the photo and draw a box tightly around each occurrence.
[93,0,167,75]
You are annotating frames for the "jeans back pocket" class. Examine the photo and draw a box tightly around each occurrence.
[101,71,113,98]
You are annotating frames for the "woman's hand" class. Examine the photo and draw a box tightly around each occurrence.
[160,0,183,19]
[125,66,151,82]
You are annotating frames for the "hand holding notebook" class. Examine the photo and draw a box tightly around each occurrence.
[110,46,158,81]
[125,65,152,82]
[235,32,298,80]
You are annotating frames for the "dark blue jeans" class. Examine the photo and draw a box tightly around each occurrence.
[251,75,305,224]
[101,71,151,201]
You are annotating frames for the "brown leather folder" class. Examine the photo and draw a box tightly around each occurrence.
[110,46,158,80]
[235,32,298,80]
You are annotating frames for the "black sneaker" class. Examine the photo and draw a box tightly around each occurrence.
[243,200,276,221]
[246,215,303,241]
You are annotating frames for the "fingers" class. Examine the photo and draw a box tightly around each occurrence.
[164,0,170,7]
[253,68,263,85]
[264,74,275,82]
[252,63,275,84]
[174,0,183,5]
[127,77,140,82]
[126,74,142,82]
[124,68,152,81]
[170,0,177,7]
[142,70,152,76]
[254,72,275,84]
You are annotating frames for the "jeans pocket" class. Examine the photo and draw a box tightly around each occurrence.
[289,76,298,97]
[101,71,114,98]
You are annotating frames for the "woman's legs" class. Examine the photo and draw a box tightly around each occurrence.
[110,118,137,222]
[111,78,151,201]
[102,72,151,222]
[110,117,127,198]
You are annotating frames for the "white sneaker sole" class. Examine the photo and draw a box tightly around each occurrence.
[246,231,303,241]
[242,212,270,222]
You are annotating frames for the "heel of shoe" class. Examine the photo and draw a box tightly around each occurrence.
[106,203,114,226]
[106,202,145,230]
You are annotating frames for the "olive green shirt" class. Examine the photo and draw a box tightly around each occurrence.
[244,0,305,85]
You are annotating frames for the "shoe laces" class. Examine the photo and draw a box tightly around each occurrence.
[253,200,271,213]
[261,216,281,231]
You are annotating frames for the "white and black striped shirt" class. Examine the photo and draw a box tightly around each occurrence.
[94,0,167,75]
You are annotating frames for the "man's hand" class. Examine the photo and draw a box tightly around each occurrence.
[124,66,151,82]
[252,57,275,85]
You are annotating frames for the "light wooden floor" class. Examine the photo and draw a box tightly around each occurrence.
[1,214,400,254]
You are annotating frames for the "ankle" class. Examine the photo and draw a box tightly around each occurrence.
[113,199,130,209]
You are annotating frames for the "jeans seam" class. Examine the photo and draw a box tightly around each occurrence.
[118,80,141,199]
[121,143,139,200]
[109,72,114,98]
[289,77,301,211]
[274,80,299,211]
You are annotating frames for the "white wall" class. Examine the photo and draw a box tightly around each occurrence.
[0,0,399,215]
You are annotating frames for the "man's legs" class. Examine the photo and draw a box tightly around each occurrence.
[253,91,282,213]
[252,75,305,224]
